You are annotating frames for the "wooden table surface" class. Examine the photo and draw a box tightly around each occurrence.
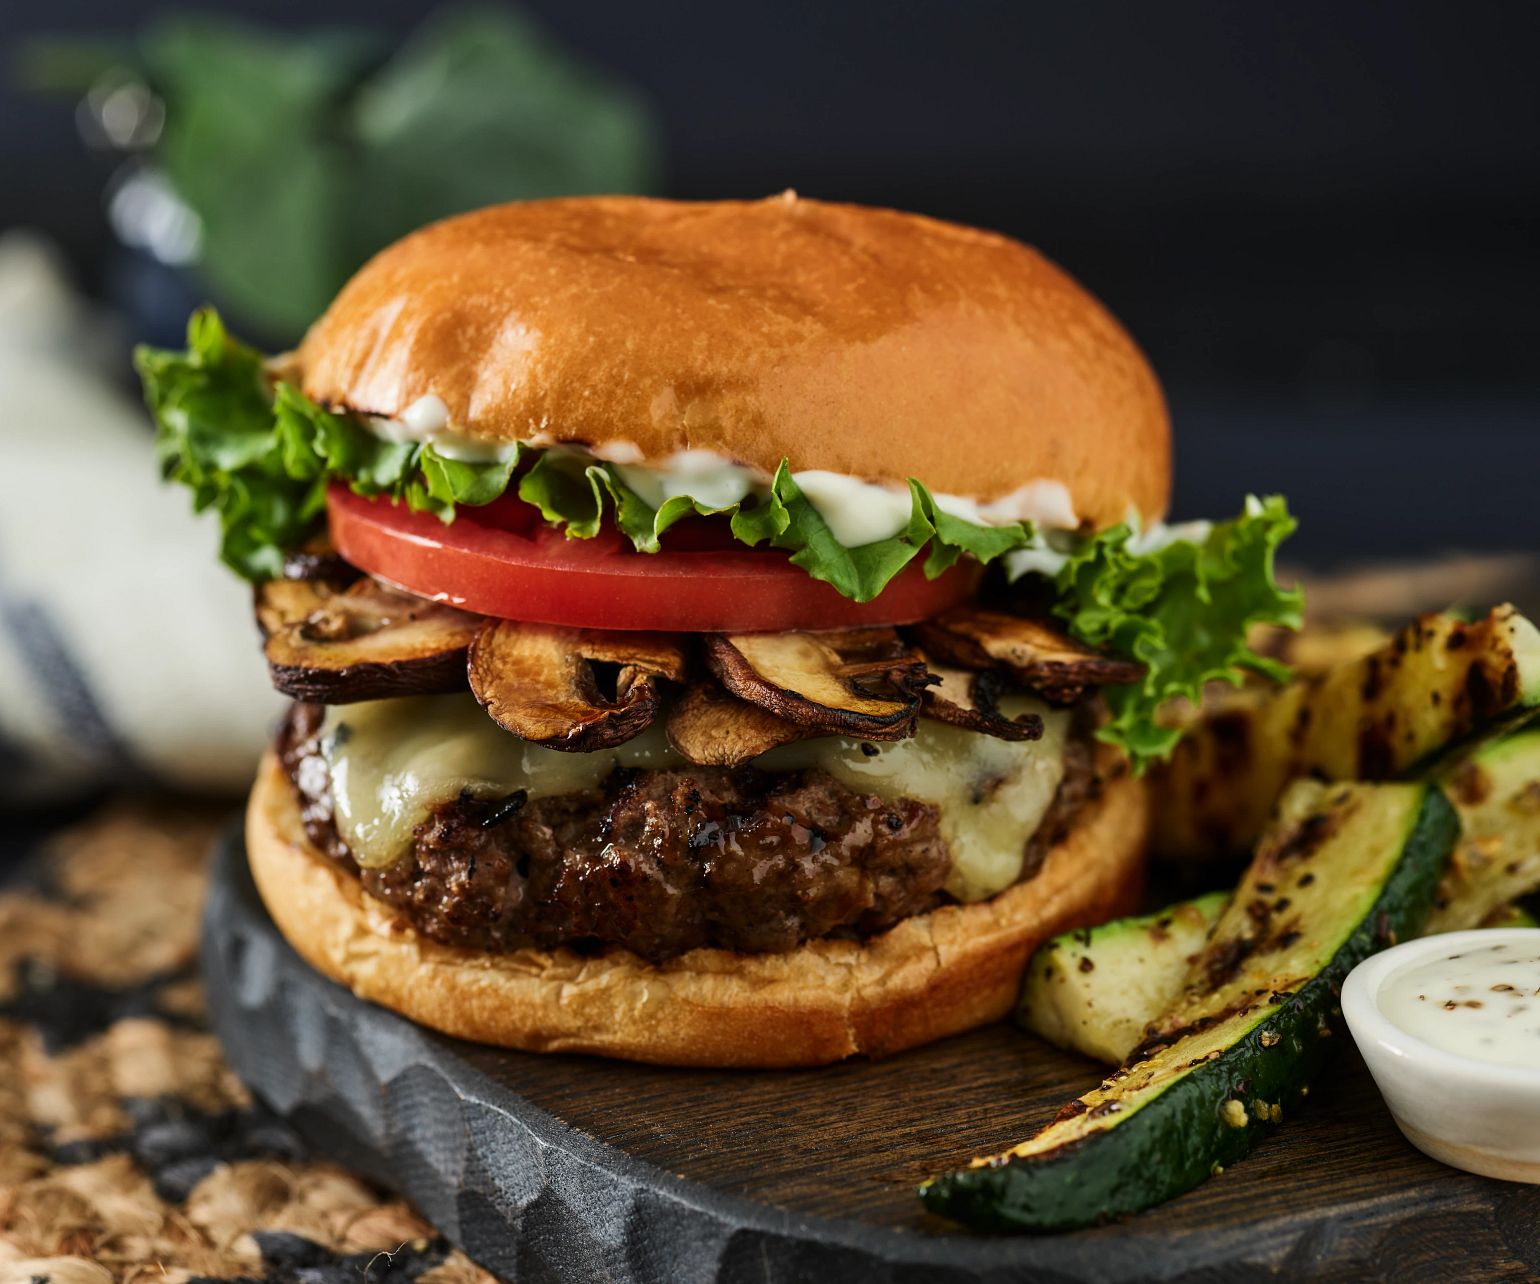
[206,834,1540,1283]
[456,1019,1521,1238]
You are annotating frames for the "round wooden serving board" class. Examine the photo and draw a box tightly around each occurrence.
[202,833,1540,1284]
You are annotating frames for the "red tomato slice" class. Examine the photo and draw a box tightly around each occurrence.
[326,486,979,632]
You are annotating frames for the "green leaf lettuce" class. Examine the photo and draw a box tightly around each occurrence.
[1052,497,1304,764]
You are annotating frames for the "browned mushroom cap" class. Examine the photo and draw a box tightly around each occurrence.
[703,629,928,740]
[469,622,687,752]
[920,659,1044,741]
[912,607,1144,704]
[254,578,335,640]
[665,681,811,766]
[257,578,482,702]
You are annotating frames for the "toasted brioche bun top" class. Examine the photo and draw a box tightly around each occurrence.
[297,194,1170,528]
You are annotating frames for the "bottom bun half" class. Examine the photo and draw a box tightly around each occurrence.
[246,749,1148,1068]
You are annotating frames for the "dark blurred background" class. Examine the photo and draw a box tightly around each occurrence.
[3,0,1538,566]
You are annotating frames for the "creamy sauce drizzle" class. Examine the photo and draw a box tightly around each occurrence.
[320,693,1068,901]
[361,411,1088,545]
[359,410,1213,565]
[1378,940,1540,1070]
[369,396,519,464]
[788,470,917,546]
[614,449,760,513]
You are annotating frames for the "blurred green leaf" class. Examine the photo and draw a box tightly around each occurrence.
[347,8,658,264]
[26,6,659,340]
[143,19,357,332]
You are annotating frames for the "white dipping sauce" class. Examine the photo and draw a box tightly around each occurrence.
[1378,941,1540,1070]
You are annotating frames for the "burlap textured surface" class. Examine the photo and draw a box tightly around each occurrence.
[0,803,496,1284]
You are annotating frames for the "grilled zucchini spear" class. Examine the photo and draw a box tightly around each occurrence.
[921,779,1458,1232]
[1152,606,1540,862]
[1425,727,1540,932]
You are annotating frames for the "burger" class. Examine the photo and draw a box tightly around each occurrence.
[138,194,1299,1067]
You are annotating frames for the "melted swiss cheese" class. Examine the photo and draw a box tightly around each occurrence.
[320,694,1069,900]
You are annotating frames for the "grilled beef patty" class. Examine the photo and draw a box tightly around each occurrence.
[278,702,1097,962]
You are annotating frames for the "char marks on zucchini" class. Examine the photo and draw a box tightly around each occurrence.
[1152,606,1540,861]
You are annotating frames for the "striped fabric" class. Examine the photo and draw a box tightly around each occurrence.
[0,235,279,802]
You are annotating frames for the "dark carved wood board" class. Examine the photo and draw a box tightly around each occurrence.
[203,833,1540,1284]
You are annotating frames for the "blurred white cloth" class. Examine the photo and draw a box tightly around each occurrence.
[0,232,281,800]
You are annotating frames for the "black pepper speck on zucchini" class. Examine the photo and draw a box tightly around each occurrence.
[921,779,1458,1232]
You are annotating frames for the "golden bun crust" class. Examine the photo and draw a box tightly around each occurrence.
[296,195,1170,528]
[246,748,1148,1068]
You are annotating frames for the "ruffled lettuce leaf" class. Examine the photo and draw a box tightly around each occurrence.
[515,450,787,548]
[136,308,522,576]
[138,309,1301,767]
[137,309,323,580]
[1052,496,1303,766]
[517,453,1032,601]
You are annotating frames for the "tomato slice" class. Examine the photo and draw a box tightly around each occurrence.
[326,486,979,632]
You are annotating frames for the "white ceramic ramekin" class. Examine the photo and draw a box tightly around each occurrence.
[1342,928,1540,1183]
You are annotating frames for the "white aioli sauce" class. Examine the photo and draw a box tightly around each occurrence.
[614,448,760,512]
[398,394,449,436]
[360,410,1212,567]
[1129,517,1214,554]
[369,396,519,465]
[1378,940,1540,1070]
[789,470,917,546]
[320,693,1068,901]
[360,412,1089,545]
